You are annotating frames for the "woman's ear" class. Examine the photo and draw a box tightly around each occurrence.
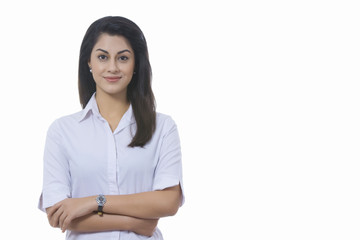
[88,61,92,73]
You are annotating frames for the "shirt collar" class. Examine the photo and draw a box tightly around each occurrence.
[78,93,97,122]
[78,93,135,124]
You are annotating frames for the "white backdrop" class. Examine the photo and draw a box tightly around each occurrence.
[0,0,359,239]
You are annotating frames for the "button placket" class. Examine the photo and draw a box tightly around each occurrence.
[104,121,119,195]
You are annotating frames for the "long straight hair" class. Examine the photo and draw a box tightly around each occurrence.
[78,16,156,147]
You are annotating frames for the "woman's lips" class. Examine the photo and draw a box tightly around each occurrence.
[104,76,121,82]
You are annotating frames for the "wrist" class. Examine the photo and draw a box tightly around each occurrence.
[96,194,107,216]
[85,196,98,212]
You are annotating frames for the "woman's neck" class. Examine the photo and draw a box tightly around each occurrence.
[95,91,130,130]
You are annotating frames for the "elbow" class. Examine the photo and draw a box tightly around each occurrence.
[168,205,179,216]
[159,184,182,217]
[156,198,180,217]
[164,197,181,217]
[156,204,178,218]
[159,205,179,217]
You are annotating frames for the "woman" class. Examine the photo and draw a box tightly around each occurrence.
[38,16,184,240]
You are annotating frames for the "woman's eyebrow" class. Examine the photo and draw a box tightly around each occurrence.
[95,48,132,54]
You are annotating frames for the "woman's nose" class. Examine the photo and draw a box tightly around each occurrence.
[107,60,120,73]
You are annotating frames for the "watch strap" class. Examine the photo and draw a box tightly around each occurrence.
[97,205,104,216]
[96,194,106,216]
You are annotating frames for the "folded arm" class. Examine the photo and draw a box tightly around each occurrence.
[47,184,182,233]
[69,213,158,236]
[46,209,158,236]
[104,184,182,219]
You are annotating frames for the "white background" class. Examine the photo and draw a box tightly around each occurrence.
[0,0,359,239]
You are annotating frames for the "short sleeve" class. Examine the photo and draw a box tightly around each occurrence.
[153,117,185,206]
[38,120,71,212]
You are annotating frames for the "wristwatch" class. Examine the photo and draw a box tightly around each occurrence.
[96,194,106,216]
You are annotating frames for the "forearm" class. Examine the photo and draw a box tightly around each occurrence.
[68,213,158,236]
[68,213,129,232]
[104,185,182,219]
[46,184,181,231]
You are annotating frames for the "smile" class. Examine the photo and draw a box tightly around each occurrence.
[104,76,121,82]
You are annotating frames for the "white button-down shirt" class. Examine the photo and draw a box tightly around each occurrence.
[38,93,184,240]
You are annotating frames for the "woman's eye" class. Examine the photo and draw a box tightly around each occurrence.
[119,56,129,61]
[98,55,107,61]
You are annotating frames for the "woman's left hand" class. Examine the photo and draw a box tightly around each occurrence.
[47,197,96,232]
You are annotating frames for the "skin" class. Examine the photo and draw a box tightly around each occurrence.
[45,34,182,236]
[47,185,181,234]
[89,34,135,131]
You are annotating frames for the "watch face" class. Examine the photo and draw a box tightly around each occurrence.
[97,194,106,205]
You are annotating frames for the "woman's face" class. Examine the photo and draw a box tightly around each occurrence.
[89,33,135,98]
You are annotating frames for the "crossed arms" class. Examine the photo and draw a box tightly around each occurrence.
[46,184,182,236]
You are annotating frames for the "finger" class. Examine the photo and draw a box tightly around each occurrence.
[59,210,67,231]
[46,206,56,219]
[47,202,62,219]
[61,216,71,233]
[50,207,63,228]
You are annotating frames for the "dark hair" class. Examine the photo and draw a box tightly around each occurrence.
[78,16,156,147]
